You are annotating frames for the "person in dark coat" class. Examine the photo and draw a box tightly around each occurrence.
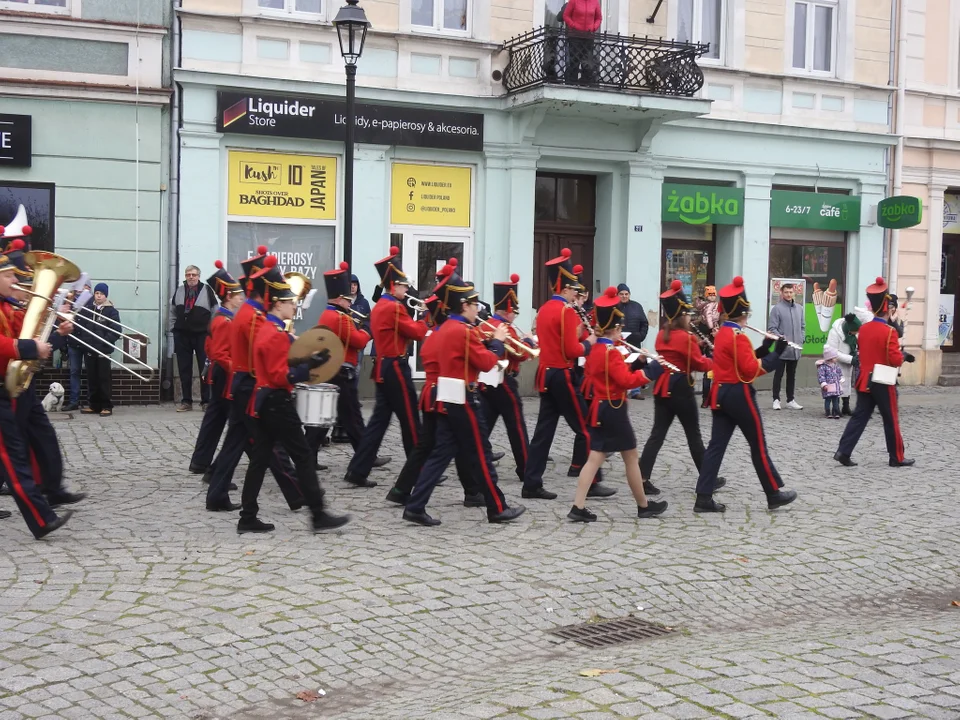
[62,284,91,412]
[618,283,648,399]
[172,265,217,411]
[349,274,371,391]
[80,283,121,417]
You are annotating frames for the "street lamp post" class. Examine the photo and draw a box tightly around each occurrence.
[333,0,370,269]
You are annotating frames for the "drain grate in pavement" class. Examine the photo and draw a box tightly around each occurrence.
[547,615,675,648]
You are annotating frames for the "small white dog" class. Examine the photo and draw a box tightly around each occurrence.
[42,382,65,412]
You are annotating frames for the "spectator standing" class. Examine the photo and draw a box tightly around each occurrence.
[349,274,371,388]
[172,265,217,411]
[61,285,91,412]
[80,283,120,417]
[563,0,601,85]
[694,286,720,408]
[768,283,805,410]
[617,284,648,399]
[824,312,861,416]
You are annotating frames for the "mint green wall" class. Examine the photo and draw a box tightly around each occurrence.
[0,97,165,365]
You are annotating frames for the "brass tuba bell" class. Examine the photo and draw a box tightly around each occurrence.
[282,271,312,333]
[5,251,81,397]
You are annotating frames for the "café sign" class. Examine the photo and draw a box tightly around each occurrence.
[770,190,861,232]
[661,183,744,226]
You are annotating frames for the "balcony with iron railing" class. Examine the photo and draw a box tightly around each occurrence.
[501,28,709,97]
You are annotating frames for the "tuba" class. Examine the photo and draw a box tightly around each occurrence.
[283,271,312,333]
[6,251,81,396]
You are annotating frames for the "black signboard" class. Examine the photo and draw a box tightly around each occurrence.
[0,114,31,168]
[216,91,484,152]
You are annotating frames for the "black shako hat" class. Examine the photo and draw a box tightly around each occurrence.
[660,279,694,322]
[719,276,750,319]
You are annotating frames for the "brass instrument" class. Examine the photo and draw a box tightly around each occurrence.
[288,327,344,384]
[691,324,714,351]
[616,338,683,373]
[283,271,312,333]
[744,325,804,351]
[478,319,540,358]
[6,251,81,396]
[406,296,428,313]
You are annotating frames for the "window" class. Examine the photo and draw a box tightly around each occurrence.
[0,183,55,253]
[412,0,469,33]
[257,0,323,17]
[792,0,836,73]
[677,0,724,61]
[0,0,69,12]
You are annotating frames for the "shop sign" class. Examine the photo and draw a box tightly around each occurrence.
[944,194,960,233]
[661,183,744,226]
[770,191,861,231]
[227,151,337,221]
[768,277,843,355]
[217,91,484,152]
[0,114,31,167]
[877,196,922,229]
[390,163,471,228]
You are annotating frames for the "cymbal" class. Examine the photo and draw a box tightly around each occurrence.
[288,327,344,384]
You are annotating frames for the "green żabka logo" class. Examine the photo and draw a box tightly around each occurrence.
[662,184,744,226]
[878,196,922,229]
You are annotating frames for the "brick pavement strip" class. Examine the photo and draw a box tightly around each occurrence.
[0,388,958,719]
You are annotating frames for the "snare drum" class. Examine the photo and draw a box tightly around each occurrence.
[294,383,339,427]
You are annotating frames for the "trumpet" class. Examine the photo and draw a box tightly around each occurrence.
[478,319,540,358]
[405,296,428,313]
[744,325,804,351]
[616,338,682,373]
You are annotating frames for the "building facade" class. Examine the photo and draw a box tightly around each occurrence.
[174,0,895,387]
[0,0,170,402]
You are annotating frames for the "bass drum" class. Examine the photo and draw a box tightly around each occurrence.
[294,383,339,427]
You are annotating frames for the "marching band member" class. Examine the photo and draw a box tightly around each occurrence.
[569,287,666,522]
[343,247,428,489]
[638,280,717,496]
[0,244,71,537]
[6,237,85,507]
[387,274,482,508]
[402,271,525,526]
[479,274,532,482]
[205,246,304,514]
[694,277,797,513]
[240,256,347,534]
[522,248,615,500]
[190,261,243,478]
[834,277,914,468]
[314,261,369,450]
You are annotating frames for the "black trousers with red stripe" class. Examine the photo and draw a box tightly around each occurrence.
[393,409,478,497]
[190,366,229,471]
[406,391,506,517]
[0,397,59,537]
[17,385,66,496]
[523,367,596,491]
[696,383,782,496]
[345,357,421,480]
[481,374,529,480]
[837,384,905,462]
[639,380,705,480]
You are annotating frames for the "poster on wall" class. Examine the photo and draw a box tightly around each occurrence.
[939,295,955,347]
[226,222,336,336]
[769,277,842,356]
[227,150,337,221]
[944,194,960,232]
[389,163,472,228]
[0,183,54,251]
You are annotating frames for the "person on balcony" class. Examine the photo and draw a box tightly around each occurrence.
[563,0,602,85]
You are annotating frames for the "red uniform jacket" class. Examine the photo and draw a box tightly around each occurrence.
[584,339,650,425]
[250,314,302,417]
[206,308,234,393]
[711,323,765,386]
[535,296,590,390]
[318,305,370,366]
[420,329,440,413]
[485,315,529,375]
[370,295,428,382]
[435,315,502,387]
[856,318,903,393]
[231,300,265,377]
[652,328,712,397]
[0,300,34,376]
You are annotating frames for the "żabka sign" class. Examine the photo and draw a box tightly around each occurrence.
[877,196,923,229]
[661,183,745,226]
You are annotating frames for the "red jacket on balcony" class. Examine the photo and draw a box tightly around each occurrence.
[563,0,602,32]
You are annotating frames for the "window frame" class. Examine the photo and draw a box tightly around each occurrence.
[0,0,74,16]
[675,0,726,65]
[254,0,327,22]
[410,0,472,38]
[790,0,838,76]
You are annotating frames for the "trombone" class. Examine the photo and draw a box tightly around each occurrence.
[478,319,540,358]
[616,338,682,373]
[744,325,804,352]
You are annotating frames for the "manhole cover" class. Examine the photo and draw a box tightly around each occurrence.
[547,615,675,648]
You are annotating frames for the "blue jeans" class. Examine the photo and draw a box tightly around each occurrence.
[67,346,84,405]
[823,396,840,416]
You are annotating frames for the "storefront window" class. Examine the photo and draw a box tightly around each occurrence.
[226,222,335,335]
[0,182,54,252]
[768,242,845,306]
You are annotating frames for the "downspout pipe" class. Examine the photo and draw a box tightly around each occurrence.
[165,0,182,397]
[887,0,907,292]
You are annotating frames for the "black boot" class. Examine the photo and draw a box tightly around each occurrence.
[833,451,857,467]
[567,505,597,522]
[312,509,350,530]
[767,489,798,510]
[694,494,725,513]
[841,397,852,416]
[344,472,377,488]
[385,487,409,505]
[637,500,668,518]
[237,517,275,534]
[642,480,661,496]
[33,509,73,539]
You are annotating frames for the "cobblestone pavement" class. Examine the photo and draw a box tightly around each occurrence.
[1,387,959,720]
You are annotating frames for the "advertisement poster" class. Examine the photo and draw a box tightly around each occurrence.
[226,222,336,336]
[390,163,471,228]
[227,150,337,221]
[939,295,955,347]
[769,277,842,355]
[0,183,53,251]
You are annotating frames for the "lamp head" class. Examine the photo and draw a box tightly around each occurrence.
[333,0,370,66]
